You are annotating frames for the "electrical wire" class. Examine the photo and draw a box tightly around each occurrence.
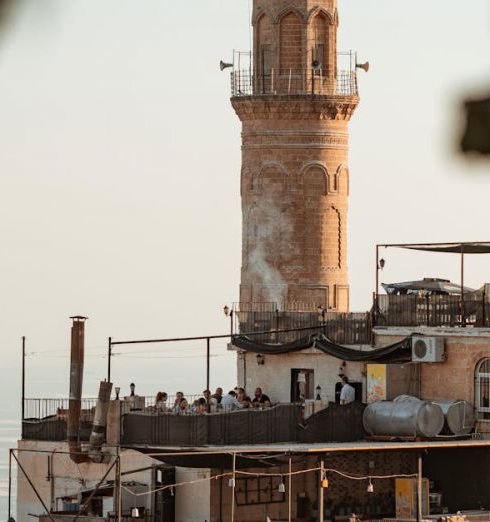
[121,464,418,498]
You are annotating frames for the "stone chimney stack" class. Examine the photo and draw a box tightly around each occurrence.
[231,0,359,312]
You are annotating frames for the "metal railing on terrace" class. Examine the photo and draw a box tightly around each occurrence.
[232,302,372,345]
[23,395,203,421]
[231,69,358,97]
[374,294,490,328]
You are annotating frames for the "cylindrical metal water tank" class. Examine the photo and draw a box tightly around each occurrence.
[432,400,475,436]
[363,399,444,438]
[394,396,475,436]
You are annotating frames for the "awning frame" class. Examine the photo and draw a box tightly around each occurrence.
[375,241,490,327]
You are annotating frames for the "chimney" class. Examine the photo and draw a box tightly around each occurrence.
[89,380,113,462]
[67,316,89,463]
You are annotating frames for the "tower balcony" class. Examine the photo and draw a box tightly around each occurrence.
[230,68,358,98]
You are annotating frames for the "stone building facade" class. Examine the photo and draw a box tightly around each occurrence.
[232,0,359,312]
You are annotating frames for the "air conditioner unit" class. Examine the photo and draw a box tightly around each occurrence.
[411,336,445,363]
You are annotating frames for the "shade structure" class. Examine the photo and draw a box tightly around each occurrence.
[390,242,490,254]
[382,278,475,296]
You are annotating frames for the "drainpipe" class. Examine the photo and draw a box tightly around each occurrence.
[89,381,113,463]
[68,316,89,463]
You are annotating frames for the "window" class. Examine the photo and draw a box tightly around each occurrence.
[476,359,490,420]
[235,476,285,506]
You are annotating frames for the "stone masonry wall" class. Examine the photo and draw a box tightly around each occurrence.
[375,330,490,435]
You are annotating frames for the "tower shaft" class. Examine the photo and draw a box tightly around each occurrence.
[232,0,359,312]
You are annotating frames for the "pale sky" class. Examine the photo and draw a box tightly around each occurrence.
[0,0,489,398]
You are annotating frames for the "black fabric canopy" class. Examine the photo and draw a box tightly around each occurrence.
[232,334,412,363]
[398,242,490,254]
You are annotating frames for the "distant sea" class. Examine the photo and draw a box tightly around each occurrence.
[0,397,20,520]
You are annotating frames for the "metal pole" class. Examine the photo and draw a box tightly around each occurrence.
[73,457,118,522]
[319,460,325,522]
[12,451,55,521]
[288,458,292,522]
[107,337,112,383]
[231,452,236,522]
[8,449,12,521]
[115,454,122,522]
[206,338,210,393]
[417,453,423,522]
[461,246,466,327]
[230,311,233,336]
[22,336,26,422]
[375,245,380,296]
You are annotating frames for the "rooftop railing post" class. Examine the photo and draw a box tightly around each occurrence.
[22,336,26,423]
[8,449,12,521]
[426,294,430,327]
[461,246,466,327]
[107,337,112,383]
[206,337,210,400]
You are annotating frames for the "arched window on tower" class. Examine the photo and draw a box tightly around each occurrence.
[280,12,303,74]
[303,166,328,268]
[476,358,490,420]
[311,12,329,75]
[256,14,273,76]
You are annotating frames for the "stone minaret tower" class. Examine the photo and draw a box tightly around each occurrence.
[232,0,359,312]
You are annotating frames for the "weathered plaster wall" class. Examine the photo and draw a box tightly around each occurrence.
[237,348,366,403]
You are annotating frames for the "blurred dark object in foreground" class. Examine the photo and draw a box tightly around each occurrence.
[461,95,490,155]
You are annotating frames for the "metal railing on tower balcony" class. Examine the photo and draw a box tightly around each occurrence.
[230,68,358,98]
[232,302,372,345]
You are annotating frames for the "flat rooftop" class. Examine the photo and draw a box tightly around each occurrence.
[128,438,490,456]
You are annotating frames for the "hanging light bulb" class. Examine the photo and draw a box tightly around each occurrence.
[321,471,329,489]
[131,507,140,517]
[367,478,374,493]
[228,477,236,487]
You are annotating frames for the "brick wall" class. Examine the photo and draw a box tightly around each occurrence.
[375,329,490,434]
[210,451,417,522]
[236,0,358,312]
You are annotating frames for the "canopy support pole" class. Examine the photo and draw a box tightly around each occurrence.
[461,246,466,327]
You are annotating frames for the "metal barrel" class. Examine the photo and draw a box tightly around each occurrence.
[395,396,475,436]
[363,398,444,438]
[432,400,475,436]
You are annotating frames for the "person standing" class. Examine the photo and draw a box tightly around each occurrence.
[340,376,356,405]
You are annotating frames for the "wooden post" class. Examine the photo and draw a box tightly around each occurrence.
[231,453,236,522]
[319,460,325,522]
[288,458,292,522]
[417,453,423,522]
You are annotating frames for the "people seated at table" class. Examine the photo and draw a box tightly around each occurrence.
[212,387,223,404]
[174,397,189,414]
[155,391,169,412]
[173,391,184,409]
[192,397,207,414]
[252,387,271,408]
[145,386,273,414]
[221,390,242,410]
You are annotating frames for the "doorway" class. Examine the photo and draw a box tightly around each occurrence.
[291,369,315,402]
